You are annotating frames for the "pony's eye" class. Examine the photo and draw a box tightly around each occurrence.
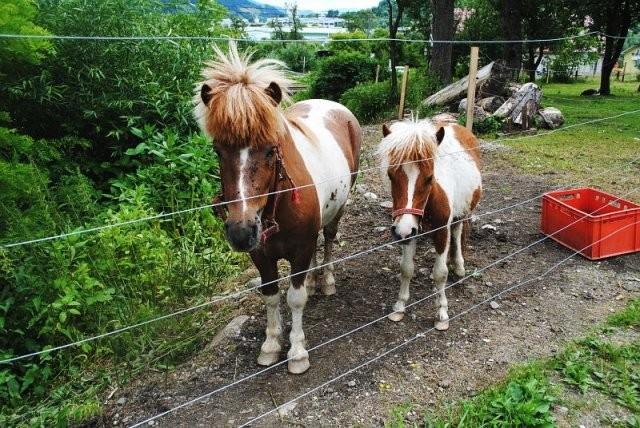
[266,147,276,158]
[425,175,433,183]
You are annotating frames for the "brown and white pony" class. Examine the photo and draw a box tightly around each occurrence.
[377,119,481,330]
[194,43,361,374]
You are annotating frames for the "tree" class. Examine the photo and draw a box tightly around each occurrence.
[569,0,640,95]
[0,0,52,78]
[521,0,574,82]
[430,0,454,83]
[327,9,340,18]
[386,0,409,100]
[500,0,524,75]
[342,9,379,35]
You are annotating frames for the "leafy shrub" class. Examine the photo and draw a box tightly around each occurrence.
[309,52,377,100]
[404,69,441,112]
[341,81,394,123]
[273,43,318,72]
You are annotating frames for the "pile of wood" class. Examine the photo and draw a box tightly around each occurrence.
[423,61,564,130]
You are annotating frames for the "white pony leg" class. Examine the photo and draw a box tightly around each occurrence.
[287,285,310,374]
[304,249,318,296]
[389,239,416,322]
[257,293,282,366]
[321,236,337,296]
[451,221,465,277]
[433,230,450,331]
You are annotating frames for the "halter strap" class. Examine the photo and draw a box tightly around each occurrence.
[392,207,425,219]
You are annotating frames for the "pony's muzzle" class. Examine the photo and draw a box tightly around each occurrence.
[391,225,418,243]
[225,219,260,252]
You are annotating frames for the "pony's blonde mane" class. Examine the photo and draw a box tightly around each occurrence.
[376,119,439,169]
[194,41,293,145]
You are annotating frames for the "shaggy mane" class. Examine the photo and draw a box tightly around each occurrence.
[194,41,293,146]
[376,119,440,169]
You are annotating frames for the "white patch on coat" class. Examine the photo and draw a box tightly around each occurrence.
[285,99,353,227]
[394,163,420,238]
[238,147,249,213]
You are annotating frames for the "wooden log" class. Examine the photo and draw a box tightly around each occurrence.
[398,65,410,120]
[492,82,542,127]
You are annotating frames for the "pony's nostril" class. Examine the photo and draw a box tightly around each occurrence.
[411,227,417,236]
[391,225,397,235]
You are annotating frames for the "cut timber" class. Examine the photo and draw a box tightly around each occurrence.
[423,62,493,107]
[492,82,542,127]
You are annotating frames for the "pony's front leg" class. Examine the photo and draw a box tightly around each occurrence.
[254,255,282,367]
[388,239,416,322]
[433,227,451,331]
[287,248,314,374]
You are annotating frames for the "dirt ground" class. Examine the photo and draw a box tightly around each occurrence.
[103,125,640,427]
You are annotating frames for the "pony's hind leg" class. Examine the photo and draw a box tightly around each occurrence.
[450,220,466,277]
[389,239,416,322]
[253,256,282,367]
[320,208,343,296]
[433,226,451,331]
[304,245,319,296]
[286,246,314,374]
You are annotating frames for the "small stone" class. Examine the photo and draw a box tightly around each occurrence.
[355,184,367,194]
[438,379,452,389]
[481,224,497,231]
[245,277,261,289]
[558,406,568,414]
[482,338,491,343]
[374,226,387,233]
[278,401,297,418]
[364,192,378,200]
[489,301,500,310]
[615,294,624,301]
[116,397,127,405]
[347,380,356,387]
[380,200,393,209]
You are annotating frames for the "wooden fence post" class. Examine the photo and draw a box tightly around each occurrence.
[465,46,479,131]
[375,64,380,83]
[302,56,306,74]
[398,65,409,120]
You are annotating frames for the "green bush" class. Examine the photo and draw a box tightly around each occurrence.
[340,81,394,123]
[273,43,318,72]
[309,52,377,100]
[404,69,441,112]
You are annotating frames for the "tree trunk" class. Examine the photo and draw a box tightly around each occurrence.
[430,0,454,84]
[527,44,544,82]
[387,0,404,101]
[599,1,631,95]
[500,0,523,77]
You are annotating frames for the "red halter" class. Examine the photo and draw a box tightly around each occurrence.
[392,207,425,219]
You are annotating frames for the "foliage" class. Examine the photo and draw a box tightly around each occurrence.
[341,9,380,35]
[0,0,52,71]
[273,43,317,72]
[5,0,230,146]
[328,30,371,55]
[549,33,600,82]
[309,52,377,100]
[341,81,394,123]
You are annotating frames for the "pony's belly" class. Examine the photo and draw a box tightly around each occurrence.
[293,134,351,228]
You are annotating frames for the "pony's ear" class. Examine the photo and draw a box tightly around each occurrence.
[382,123,391,137]
[265,81,282,105]
[201,84,213,106]
[435,127,445,145]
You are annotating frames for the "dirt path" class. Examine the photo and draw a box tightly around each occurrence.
[104,125,640,427]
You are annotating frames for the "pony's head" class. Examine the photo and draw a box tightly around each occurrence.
[377,119,445,242]
[194,41,292,252]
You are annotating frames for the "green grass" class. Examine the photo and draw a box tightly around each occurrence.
[386,298,640,428]
[489,79,640,195]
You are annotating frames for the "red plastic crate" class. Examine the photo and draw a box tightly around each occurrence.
[541,187,640,260]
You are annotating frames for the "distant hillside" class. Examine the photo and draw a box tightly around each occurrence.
[218,0,285,20]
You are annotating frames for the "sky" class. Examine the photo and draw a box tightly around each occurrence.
[260,0,379,12]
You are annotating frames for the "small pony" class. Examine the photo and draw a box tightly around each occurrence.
[377,119,482,330]
[194,42,361,373]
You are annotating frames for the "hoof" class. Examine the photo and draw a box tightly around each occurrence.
[257,351,280,366]
[306,284,317,296]
[453,267,465,277]
[288,357,310,374]
[321,283,336,296]
[434,319,450,331]
[388,311,405,322]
